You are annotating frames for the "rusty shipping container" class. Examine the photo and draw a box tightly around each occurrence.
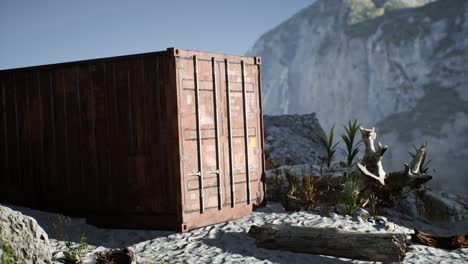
[0,48,266,232]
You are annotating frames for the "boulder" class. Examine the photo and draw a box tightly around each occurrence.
[421,190,468,222]
[264,113,326,167]
[0,204,52,264]
[354,208,371,221]
[335,204,348,215]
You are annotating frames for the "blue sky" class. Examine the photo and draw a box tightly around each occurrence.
[0,0,314,70]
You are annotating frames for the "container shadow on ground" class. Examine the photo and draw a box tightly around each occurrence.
[201,230,351,264]
[7,204,175,248]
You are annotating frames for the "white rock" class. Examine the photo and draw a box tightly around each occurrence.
[385,223,395,232]
[0,204,52,263]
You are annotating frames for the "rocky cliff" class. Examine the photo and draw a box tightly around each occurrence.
[248,0,468,194]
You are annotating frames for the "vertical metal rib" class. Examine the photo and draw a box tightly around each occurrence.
[241,61,251,204]
[37,72,45,194]
[1,80,9,188]
[13,76,20,187]
[193,55,204,213]
[225,59,235,207]
[211,57,222,210]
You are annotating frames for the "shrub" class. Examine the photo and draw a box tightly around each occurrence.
[301,176,322,210]
[368,193,381,217]
[342,175,360,215]
[341,119,362,168]
[319,123,340,171]
[63,233,88,264]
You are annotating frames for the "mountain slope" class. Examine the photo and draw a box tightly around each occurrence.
[247,0,468,194]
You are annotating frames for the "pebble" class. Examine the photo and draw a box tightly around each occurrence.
[385,223,395,232]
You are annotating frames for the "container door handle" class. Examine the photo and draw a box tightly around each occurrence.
[187,169,201,177]
[206,168,220,175]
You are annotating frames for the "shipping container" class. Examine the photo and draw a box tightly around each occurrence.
[0,48,266,232]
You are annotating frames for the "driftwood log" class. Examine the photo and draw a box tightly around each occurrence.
[248,224,408,262]
[411,229,468,249]
[356,127,432,204]
[280,126,434,210]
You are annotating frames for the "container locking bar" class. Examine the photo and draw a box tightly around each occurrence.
[211,57,222,210]
[241,61,251,204]
[206,168,220,175]
[187,169,201,177]
[193,55,204,213]
[225,59,235,208]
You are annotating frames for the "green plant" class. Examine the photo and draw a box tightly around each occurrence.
[282,173,323,211]
[319,123,340,170]
[409,143,432,173]
[342,175,360,215]
[286,173,299,198]
[1,241,15,264]
[341,119,363,168]
[301,176,322,210]
[63,233,88,263]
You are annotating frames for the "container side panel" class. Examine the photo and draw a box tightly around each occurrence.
[77,64,98,211]
[93,54,181,215]
[66,66,85,210]
[15,72,31,205]
[170,54,183,215]
[103,62,118,210]
[145,53,180,214]
[37,70,57,209]
[3,74,19,202]
[88,62,107,212]
[58,66,78,210]
[159,54,180,213]
[28,71,45,207]
[50,69,68,208]
[159,56,172,211]
[25,72,37,206]
[127,58,146,212]
[142,56,158,212]
[103,59,131,212]
[0,74,7,201]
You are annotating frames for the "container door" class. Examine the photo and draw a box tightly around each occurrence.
[220,60,261,207]
[178,56,224,213]
[177,55,262,214]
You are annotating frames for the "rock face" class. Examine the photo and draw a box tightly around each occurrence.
[0,205,52,264]
[264,113,326,166]
[247,0,468,194]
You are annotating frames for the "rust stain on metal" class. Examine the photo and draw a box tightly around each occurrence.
[0,48,266,232]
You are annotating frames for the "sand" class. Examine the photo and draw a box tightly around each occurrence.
[6,202,468,264]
